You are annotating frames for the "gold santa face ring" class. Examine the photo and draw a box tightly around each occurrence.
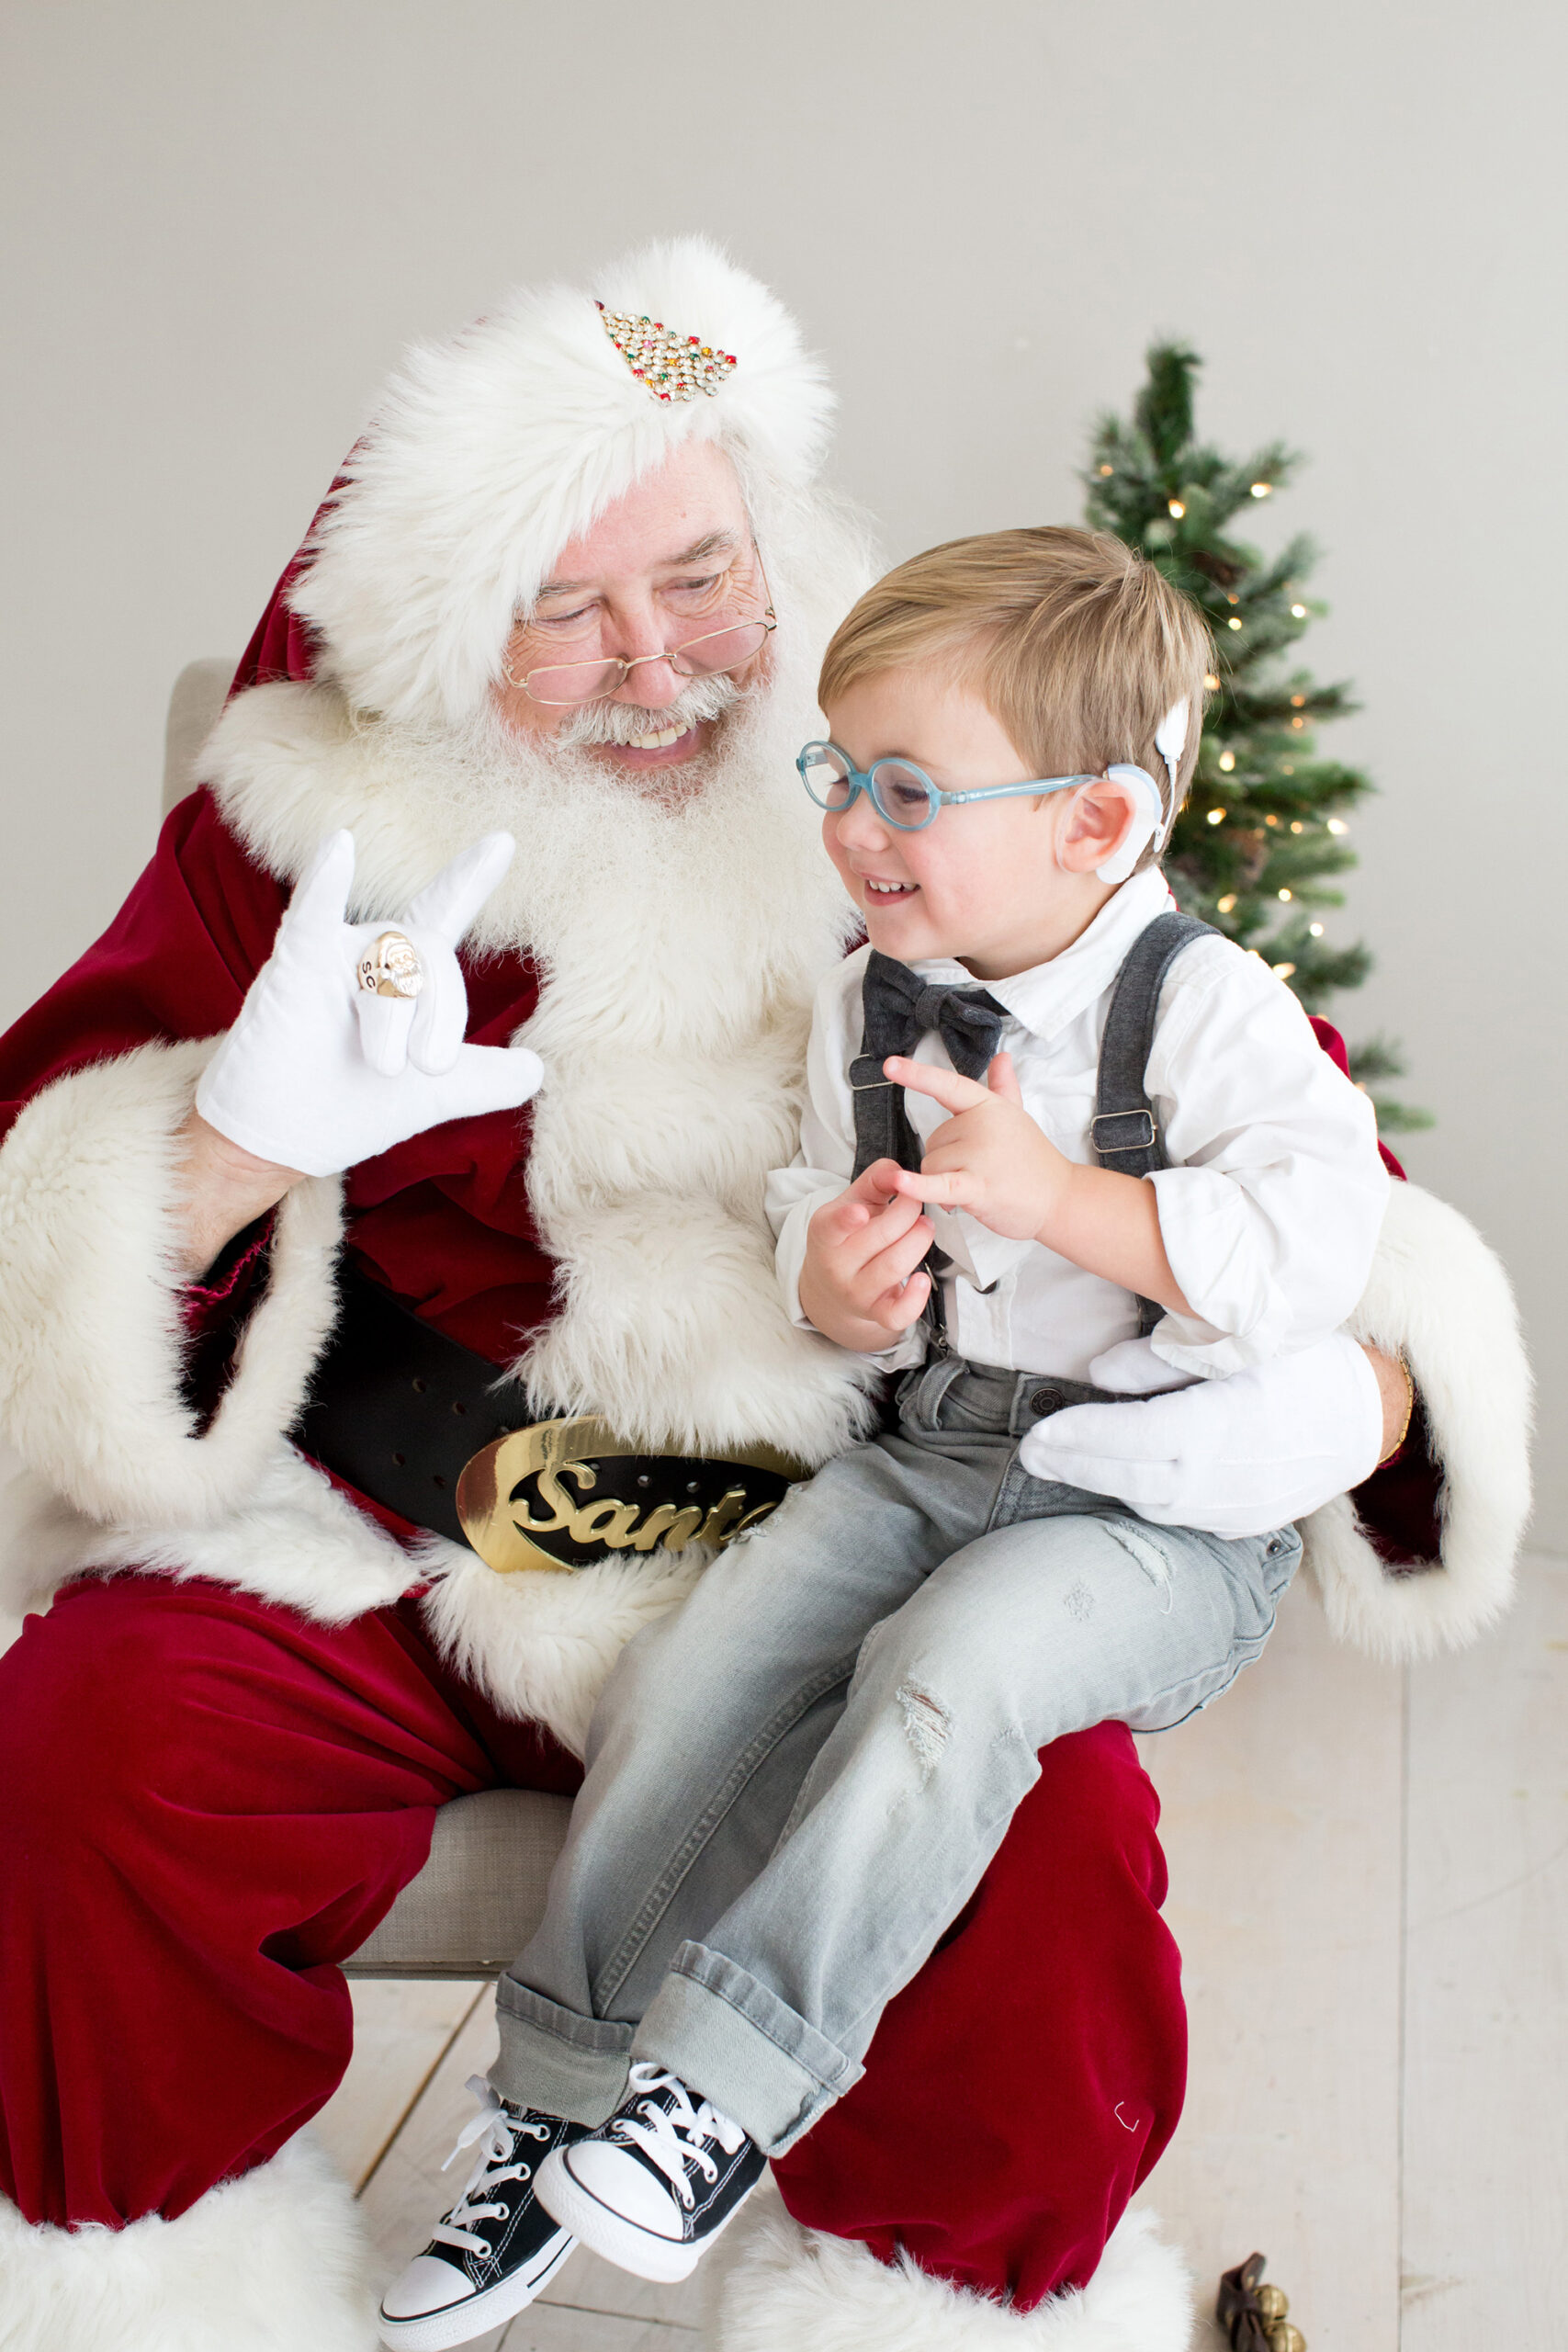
[356,931,424,1000]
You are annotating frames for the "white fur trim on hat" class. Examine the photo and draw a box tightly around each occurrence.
[704,2195,1193,2351]
[293,236,834,728]
[1302,1178,1532,1661]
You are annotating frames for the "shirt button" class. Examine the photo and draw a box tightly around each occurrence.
[1029,1385,1065,1417]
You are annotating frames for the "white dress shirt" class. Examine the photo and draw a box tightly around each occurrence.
[766,868,1389,1386]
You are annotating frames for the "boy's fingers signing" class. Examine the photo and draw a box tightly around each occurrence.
[882,1056,990,1116]
[839,1207,934,1304]
[863,1264,931,1331]
[893,1164,984,1211]
[815,1164,927,1259]
[800,1164,935,1348]
[985,1051,1023,1102]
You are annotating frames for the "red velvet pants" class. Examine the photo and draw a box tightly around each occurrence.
[0,1573,1184,2312]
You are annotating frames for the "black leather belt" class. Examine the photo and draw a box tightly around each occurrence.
[294,1269,805,1575]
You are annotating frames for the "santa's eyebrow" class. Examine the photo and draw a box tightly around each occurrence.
[663,529,742,566]
[536,529,743,600]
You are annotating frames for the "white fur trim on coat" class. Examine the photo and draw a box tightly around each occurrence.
[705,2196,1192,2352]
[1301,1179,1531,1661]
[0,1037,343,1530]
[415,1534,708,1758]
[0,2132,377,2352]
[0,1442,415,1629]
[295,237,836,729]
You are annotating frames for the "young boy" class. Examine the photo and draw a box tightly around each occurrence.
[379,528,1388,2346]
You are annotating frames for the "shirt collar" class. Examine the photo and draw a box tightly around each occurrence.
[910,867,1176,1046]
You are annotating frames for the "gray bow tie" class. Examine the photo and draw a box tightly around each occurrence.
[859,950,1008,1083]
[850,951,1008,1182]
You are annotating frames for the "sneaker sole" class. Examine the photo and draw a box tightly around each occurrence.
[377,2227,575,2350]
[535,2155,755,2284]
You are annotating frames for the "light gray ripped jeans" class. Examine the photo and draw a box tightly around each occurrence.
[491,1354,1301,2154]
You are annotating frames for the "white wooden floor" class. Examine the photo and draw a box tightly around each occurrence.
[319,1549,1567,2349]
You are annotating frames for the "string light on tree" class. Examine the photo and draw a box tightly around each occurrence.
[1081,339,1428,1130]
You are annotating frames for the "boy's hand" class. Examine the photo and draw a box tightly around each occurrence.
[883,1053,1066,1242]
[798,1159,937,1351]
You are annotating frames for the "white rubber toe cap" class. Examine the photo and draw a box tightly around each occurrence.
[563,2142,684,2239]
[379,2254,476,2320]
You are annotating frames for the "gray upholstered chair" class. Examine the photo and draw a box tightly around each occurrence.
[344,1787,571,1980]
[166,662,572,1982]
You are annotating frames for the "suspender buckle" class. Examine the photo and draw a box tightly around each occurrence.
[848,1055,894,1092]
[1091,1108,1157,1154]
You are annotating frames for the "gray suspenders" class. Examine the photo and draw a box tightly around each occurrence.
[1089,910,1215,1335]
[848,910,1215,1350]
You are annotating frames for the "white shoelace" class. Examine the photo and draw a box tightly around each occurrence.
[610,2063,747,2211]
[431,2076,551,2255]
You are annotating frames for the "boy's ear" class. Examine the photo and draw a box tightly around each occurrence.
[1055,776,1147,876]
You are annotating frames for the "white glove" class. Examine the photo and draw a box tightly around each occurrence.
[196,830,543,1178]
[1018,1332,1385,1538]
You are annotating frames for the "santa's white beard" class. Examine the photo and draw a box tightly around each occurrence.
[360,670,855,1056]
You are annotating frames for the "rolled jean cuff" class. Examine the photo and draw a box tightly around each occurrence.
[491,1975,635,2127]
[630,1939,863,2156]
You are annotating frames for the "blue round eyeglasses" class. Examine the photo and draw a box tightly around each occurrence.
[797,741,1098,832]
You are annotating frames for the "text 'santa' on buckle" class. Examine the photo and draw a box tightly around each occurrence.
[455,1417,806,1575]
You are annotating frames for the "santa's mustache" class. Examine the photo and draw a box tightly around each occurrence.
[550,671,746,749]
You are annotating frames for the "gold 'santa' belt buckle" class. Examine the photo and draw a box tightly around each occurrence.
[455,1416,807,1575]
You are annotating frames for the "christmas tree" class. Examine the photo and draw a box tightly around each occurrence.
[1082,344,1428,1132]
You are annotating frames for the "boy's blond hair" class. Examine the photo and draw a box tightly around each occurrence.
[818,527,1213,865]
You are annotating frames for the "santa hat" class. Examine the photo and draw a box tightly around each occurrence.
[256,238,835,729]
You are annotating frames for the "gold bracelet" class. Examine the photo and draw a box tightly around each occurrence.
[1376,1356,1416,1466]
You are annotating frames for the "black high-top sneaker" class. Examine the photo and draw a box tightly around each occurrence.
[378,2076,585,2349]
[535,2062,766,2283]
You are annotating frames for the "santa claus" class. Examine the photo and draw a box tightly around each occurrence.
[0,240,1529,2351]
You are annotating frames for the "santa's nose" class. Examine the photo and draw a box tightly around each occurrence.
[613,651,684,708]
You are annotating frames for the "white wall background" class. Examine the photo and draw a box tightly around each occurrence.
[4,1,1563,1537]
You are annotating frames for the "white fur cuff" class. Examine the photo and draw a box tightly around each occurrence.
[0,2133,377,2352]
[1303,1180,1532,1660]
[704,2199,1193,2351]
[0,1036,343,1529]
